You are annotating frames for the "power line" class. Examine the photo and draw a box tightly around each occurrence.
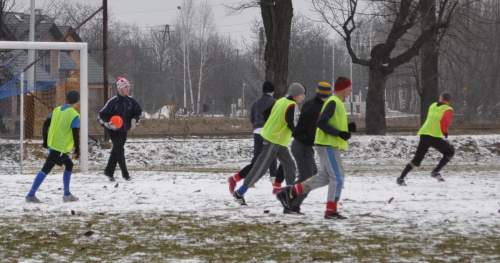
[113,4,227,15]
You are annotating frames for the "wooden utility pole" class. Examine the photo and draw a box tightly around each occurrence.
[103,0,109,141]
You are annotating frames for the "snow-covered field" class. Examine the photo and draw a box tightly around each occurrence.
[0,134,499,262]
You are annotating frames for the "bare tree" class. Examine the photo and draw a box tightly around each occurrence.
[228,0,293,97]
[419,0,439,124]
[243,14,339,101]
[194,1,216,115]
[178,0,196,114]
[438,0,500,123]
[311,0,458,134]
[259,0,293,97]
[1,0,29,40]
[46,0,103,49]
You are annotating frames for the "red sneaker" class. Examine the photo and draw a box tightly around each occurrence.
[227,176,237,194]
[272,186,282,195]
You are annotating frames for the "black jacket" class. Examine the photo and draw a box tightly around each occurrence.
[98,95,142,132]
[249,93,276,130]
[292,97,325,146]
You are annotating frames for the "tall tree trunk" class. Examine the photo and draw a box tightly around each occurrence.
[365,67,388,135]
[419,0,439,124]
[196,49,204,115]
[260,0,293,97]
[187,44,195,114]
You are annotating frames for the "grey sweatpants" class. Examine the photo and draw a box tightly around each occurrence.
[300,145,345,202]
[290,139,317,208]
[243,139,296,188]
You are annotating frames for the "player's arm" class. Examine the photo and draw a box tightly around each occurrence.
[317,100,340,136]
[98,98,116,125]
[285,104,296,132]
[42,117,51,148]
[71,116,80,158]
[249,101,256,124]
[441,110,453,136]
[132,99,143,124]
[263,102,275,122]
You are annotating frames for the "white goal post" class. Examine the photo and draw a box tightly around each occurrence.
[0,41,89,174]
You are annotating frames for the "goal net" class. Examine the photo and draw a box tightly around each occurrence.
[0,41,88,174]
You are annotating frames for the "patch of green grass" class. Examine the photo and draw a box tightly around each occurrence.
[1,213,499,262]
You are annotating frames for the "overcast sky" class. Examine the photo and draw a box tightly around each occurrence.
[108,0,321,43]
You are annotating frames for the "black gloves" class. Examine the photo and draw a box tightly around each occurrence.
[444,132,448,139]
[337,122,356,141]
[42,140,48,149]
[348,122,356,132]
[338,131,351,141]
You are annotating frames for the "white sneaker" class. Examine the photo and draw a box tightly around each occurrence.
[25,195,42,203]
[63,194,79,202]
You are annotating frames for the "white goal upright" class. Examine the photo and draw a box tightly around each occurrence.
[0,41,88,174]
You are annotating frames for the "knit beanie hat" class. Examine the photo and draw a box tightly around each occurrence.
[288,83,305,97]
[66,89,80,104]
[116,77,130,90]
[262,81,275,93]
[334,77,352,91]
[316,82,333,98]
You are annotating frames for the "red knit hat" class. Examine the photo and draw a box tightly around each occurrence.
[334,78,352,91]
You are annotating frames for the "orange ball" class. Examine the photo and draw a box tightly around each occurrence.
[109,115,123,129]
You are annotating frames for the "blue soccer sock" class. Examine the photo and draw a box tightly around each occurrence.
[27,171,47,197]
[63,170,72,196]
[236,184,249,196]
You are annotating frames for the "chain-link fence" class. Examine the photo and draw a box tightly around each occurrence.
[0,0,103,174]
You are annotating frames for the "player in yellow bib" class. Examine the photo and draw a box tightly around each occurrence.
[396,91,455,186]
[232,83,306,205]
[26,90,81,203]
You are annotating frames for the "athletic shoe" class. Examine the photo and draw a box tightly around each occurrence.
[396,177,407,186]
[106,174,115,182]
[324,212,348,220]
[233,191,247,206]
[272,186,282,195]
[284,206,304,215]
[123,176,132,181]
[276,191,288,208]
[227,176,237,194]
[283,186,297,208]
[63,194,79,202]
[431,171,445,182]
[25,195,42,203]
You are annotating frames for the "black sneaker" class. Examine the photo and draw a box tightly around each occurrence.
[397,177,407,186]
[276,191,288,208]
[105,174,115,182]
[283,186,297,208]
[123,176,132,181]
[233,191,247,206]
[431,171,445,182]
[289,206,305,215]
[324,212,348,220]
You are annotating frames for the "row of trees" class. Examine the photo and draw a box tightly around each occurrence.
[15,0,500,133]
[306,0,499,133]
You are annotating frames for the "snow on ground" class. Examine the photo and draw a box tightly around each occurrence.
[0,134,499,261]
